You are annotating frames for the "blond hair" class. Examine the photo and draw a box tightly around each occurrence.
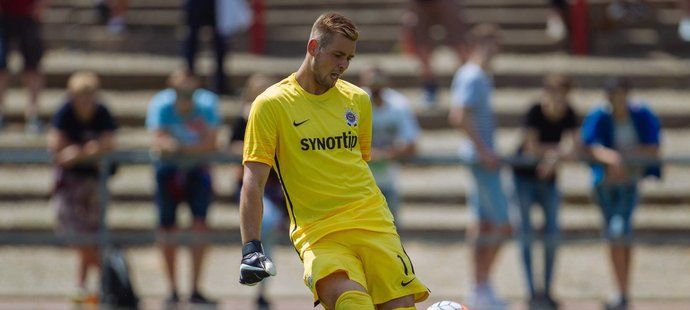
[310,12,359,48]
[67,71,100,95]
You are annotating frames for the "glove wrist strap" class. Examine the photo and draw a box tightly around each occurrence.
[242,240,264,256]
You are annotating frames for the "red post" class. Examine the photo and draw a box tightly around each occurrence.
[250,0,265,55]
[570,0,589,55]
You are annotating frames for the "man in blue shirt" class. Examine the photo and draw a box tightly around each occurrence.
[448,24,510,310]
[581,77,661,310]
[146,70,220,306]
[359,66,420,226]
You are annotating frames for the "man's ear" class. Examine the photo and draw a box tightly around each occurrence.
[307,39,319,56]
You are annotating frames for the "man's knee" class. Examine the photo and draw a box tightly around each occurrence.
[334,290,374,310]
[316,272,368,309]
[378,294,415,310]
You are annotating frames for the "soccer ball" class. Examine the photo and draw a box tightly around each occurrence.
[426,300,469,310]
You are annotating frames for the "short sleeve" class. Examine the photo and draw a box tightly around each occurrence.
[96,105,118,131]
[523,104,541,129]
[581,110,601,146]
[203,100,221,129]
[564,106,578,129]
[451,71,481,108]
[398,105,420,144]
[243,95,278,166]
[146,91,169,131]
[51,103,71,131]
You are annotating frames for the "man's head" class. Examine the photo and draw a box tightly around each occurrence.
[603,76,631,108]
[67,71,100,120]
[168,69,201,113]
[359,65,388,102]
[306,12,359,91]
[541,73,572,117]
[466,23,501,61]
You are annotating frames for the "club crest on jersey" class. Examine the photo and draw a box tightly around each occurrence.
[344,109,358,127]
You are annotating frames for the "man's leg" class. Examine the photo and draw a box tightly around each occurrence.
[377,294,415,310]
[158,226,179,296]
[316,271,374,310]
[513,176,537,298]
[154,167,180,300]
[22,69,42,122]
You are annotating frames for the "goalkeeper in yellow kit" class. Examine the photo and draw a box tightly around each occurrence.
[238,12,429,310]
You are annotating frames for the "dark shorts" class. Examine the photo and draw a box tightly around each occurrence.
[0,16,44,71]
[594,182,639,239]
[155,165,214,228]
[51,171,101,236]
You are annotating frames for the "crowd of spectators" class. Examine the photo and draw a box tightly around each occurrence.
[0,1,675,310]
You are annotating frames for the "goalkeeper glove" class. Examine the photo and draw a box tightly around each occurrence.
[239,240,276,286]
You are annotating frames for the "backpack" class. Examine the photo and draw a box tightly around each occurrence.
[101,247,139,309]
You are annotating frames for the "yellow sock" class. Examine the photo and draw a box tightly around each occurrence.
[334,290,375,310]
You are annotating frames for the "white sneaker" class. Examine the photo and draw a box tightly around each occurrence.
[466,284,508,310]
[679,17,690,42]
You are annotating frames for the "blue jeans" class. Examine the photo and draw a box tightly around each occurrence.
[594,182,638,239]
[512,174,561,297]
[468,165,510,225]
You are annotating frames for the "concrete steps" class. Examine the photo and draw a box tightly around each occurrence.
[42,0,690,56]
[2,200,688,242]
[3,85,690,128]
[6,50,690,91]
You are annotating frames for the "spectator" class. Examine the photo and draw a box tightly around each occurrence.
[606,0,652,24]
[402,0,466,108]
[145,70,220,306]
[359,65,420,227]
[183,0,233,95]
[447,23,510,310]
[0,0,48,132]
[511,74,579,310]
[679,0,690,41]
[94,0,128,34]
[228,73,286,310]
[47,72,117,304]
[581,77,661,310]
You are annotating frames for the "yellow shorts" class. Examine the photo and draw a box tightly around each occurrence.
[301,229,429,306]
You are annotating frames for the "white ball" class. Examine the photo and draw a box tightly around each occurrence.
[426,300,467,310]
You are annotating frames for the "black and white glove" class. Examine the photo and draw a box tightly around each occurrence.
[239,240,277,286]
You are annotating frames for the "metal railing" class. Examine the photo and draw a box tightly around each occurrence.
[1,148,689,246]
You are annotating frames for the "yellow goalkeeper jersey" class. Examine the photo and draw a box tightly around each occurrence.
[243,73,396,253]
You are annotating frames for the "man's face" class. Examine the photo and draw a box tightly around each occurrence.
[607,88,628,107]
[174,77,198,114]
[311,34,356,90]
